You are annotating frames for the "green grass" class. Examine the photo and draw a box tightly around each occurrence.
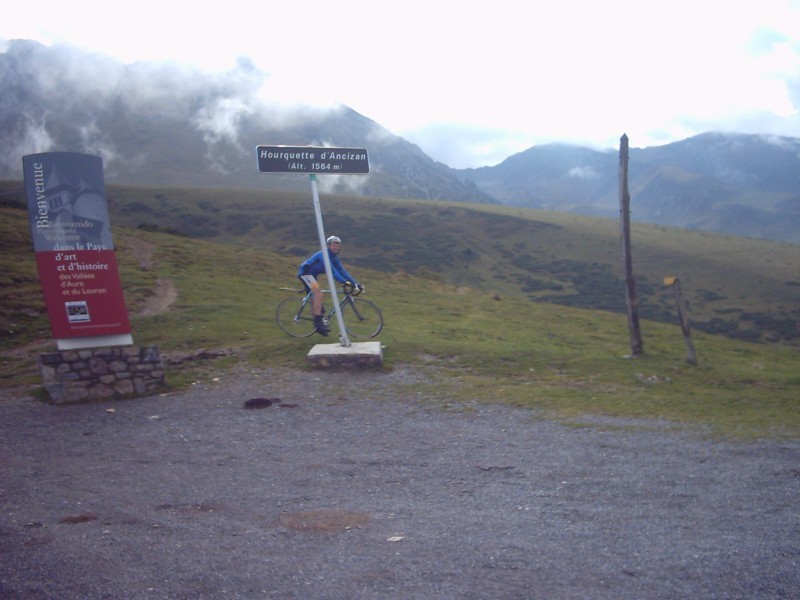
[7,180,797,342]
[1,182,798,439]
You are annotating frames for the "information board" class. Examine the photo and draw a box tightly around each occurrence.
[22,152,132,345]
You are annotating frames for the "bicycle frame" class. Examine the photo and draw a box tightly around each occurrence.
[296,288,357,322]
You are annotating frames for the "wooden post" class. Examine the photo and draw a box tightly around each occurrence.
[664,276,698,366]
[619,134,644,356]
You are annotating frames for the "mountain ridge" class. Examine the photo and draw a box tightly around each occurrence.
[0,40,495,204]
[456,132,800,243]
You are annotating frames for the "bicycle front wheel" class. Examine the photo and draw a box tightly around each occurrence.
[276,297,316,337]
[342,298,383,339]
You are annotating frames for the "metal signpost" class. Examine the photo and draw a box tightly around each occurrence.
[256,145,370,347]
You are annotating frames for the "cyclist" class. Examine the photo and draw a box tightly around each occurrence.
[297,235,363,336]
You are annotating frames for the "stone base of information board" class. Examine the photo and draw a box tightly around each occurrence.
[38,345,167,404]
[307,341,384,369]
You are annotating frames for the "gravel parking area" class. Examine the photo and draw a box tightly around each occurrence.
[1,365,798,599]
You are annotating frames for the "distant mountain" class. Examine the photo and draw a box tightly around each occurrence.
[454,145,618,210]
[0,39,495,204]
[2,39,799,243]
[456,133,800,243]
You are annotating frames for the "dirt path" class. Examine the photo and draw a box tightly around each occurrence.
[138,278,177,316]
[1,365,798,599]
[118,233,177,317]
[120,235,157,271]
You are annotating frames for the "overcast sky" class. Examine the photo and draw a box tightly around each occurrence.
[3,0,799,168]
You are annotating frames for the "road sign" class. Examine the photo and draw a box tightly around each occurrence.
[256,145,369,174]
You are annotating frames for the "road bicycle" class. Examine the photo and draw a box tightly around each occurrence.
[276,283,384,339]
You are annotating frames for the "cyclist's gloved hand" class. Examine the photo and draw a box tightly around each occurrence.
[356,283,364,293]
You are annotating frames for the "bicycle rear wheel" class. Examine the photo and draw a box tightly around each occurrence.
[342,298,383,339]
[276,297,316,337]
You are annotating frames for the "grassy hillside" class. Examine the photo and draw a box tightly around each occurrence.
[1,180,798,438]
[95,182,800,344]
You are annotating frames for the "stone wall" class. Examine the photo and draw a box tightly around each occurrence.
[39,345,167,404]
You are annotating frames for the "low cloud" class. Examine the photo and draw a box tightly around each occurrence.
[77,120,117,165]
[568,166,599,179]
[400,123,533,169]
[1,114,52,174]
[0,40,344,178]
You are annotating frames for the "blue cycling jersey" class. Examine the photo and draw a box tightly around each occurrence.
[298,249,357,285]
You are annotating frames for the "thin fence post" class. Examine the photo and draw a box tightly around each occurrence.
[619,134,644,356]
[665,277,698,365]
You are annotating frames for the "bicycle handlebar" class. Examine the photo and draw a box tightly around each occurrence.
[343,283,362,296]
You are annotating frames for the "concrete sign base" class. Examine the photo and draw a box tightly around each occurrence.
[307,341,383,369]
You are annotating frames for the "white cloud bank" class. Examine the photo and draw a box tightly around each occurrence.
[2,0,799,167]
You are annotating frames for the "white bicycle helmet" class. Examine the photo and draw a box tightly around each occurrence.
[326,235,342,244]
